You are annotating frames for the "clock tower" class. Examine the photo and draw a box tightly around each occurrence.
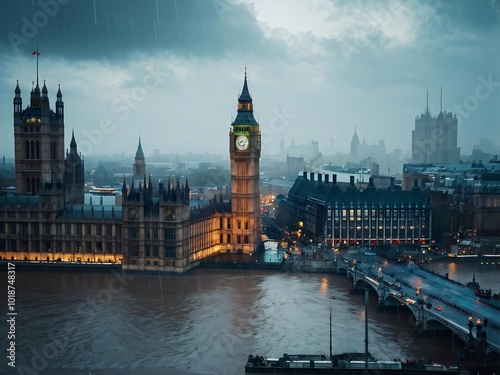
[229,70,261,254]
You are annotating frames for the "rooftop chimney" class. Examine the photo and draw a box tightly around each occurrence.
[325,174,330,183]
[318,173,322,182]
[310,172,314,181]
[412,179,420,191]
[303,171,307,179]
[350,176,355,186]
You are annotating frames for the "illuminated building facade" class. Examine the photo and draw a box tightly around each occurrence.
[0,73,261,272]
[285,172,432,247]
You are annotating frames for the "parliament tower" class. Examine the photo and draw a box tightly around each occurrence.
[229,70,261,254]
[13,79,65,195]
[13,70,84,206]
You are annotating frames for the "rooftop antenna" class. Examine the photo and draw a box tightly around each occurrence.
[440,86,443,113]
[33,44,40,86]
[426,89,429,114]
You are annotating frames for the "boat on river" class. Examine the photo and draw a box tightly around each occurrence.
[465,273,480,290]
[474,288,491,299]
[245,285,466,374]
[244,353,465,374]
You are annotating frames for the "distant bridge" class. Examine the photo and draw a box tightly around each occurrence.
[336,252,500,362]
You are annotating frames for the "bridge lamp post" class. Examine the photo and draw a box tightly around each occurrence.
[416,287,423,304]
[476,318,483,338]
[467,316,473,337]
[475,318,487,356]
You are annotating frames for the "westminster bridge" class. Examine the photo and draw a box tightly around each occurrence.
[336,252,500,362]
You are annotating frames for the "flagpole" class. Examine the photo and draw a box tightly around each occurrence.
[36,43,39,86]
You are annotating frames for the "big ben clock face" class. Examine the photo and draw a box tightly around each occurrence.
[236,135,249,150]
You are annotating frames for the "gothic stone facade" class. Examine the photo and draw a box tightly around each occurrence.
[0,74,262,272]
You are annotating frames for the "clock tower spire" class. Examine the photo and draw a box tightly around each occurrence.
[229,69,261,254]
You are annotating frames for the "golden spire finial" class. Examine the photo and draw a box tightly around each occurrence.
[244,64,247,79]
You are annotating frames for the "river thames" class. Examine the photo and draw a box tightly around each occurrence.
[0,259,498,375]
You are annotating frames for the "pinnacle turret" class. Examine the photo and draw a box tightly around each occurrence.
[122,178,128,194]
[42,80,48,96]
[135,138,144,158]
[232,69,258,125]
[238,67,252,102]
[66,130,81,162]
[13,81,22,114]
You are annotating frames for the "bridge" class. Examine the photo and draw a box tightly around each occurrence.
[336,251,500,363]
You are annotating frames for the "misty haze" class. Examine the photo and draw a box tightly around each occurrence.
[1,1,500,375]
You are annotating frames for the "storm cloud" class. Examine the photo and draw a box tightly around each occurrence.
[0,0,499,160]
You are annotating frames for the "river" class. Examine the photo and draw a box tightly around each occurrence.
[0,259,498,375]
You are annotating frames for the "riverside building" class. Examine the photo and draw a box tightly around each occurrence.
[283,172,432,247]
[0,71,261,272]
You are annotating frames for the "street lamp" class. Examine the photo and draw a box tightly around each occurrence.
[468,316,473,337]
[476,318,483,338]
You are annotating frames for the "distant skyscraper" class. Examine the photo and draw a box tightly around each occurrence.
[412,90,460,164]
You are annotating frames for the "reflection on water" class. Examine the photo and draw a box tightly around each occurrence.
[0,260,497,374]
[428,260,500,291]
[263,240,285,263]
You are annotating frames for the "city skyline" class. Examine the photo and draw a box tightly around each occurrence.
[0,0,499,158]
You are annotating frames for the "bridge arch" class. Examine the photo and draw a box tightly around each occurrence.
[383,295,402,307]
[424,318,451,331]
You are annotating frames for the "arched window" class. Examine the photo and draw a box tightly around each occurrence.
[26,178,30,192]
[25,140,30,159]
[36,141,40,159]
[30,141,35,160]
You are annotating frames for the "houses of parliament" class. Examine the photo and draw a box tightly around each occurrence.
[0,70,262,272]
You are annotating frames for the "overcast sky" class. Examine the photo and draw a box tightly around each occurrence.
[1,0,499,160]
